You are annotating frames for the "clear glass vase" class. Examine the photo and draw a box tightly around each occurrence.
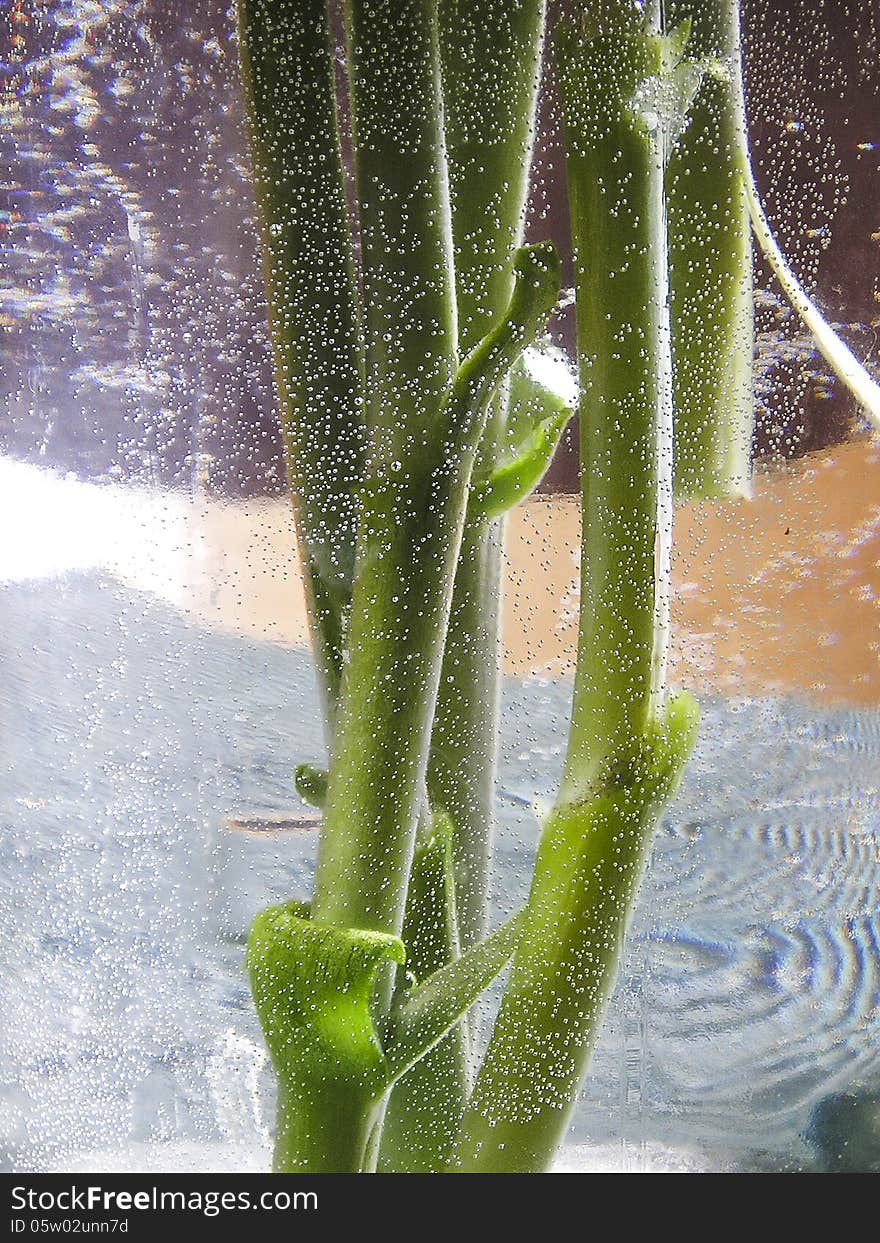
[1,0,878,1174]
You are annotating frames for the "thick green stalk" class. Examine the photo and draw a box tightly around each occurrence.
[272,1081,380,1173]
[667,0,753,500]
[252,0,458,1171]
[451,699,698,1172]
[236,0,363,714]
[312,240,561,944]
[345,0,458,470]
[452,8,697,1172]
[247,902,406,1172]
[562,20,673,792]
[439,0,547,354]
[430,1,548,951]
[374,1,550,1174]
[310,0,457,945]
[305,240,558,1170]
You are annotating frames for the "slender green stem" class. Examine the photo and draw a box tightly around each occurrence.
[429,1,548,952]
[451,699,697,1172]
[745,176,880,431]
[310,0,458,947]
[377,814,468,1171]
[439,0,547,357]
[452,7,698,1172]
[425,532,501,944]
[384,908,525,1081]
[561,13,674,796]
[236,0,363,715]
[667,0,754,500]
[312,241,560,946]
[306,240,557,1169]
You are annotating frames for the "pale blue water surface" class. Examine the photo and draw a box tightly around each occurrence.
[1,571,878,1172]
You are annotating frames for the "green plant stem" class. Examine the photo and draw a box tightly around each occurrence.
[439,0,546,356]
[272,1080,380,1173]
[561,22,673,793]
[376,815,468,1171]
[303,242,557,1170]
[236,0,363,717]
[452,8,697,1172]
[247,902,405,1172]
[384,908,525,1080]
[430,0,548,950]
[667,0,753,500]
[310,0,457,947]
[376,2,549,1173]
[451,700,697,1172]
[255,0,457,1171]
[312,240,560,945]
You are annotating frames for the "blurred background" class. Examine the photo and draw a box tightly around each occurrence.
[2,0,878,495]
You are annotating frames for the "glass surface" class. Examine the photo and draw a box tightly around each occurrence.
[1,0,878,1173]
